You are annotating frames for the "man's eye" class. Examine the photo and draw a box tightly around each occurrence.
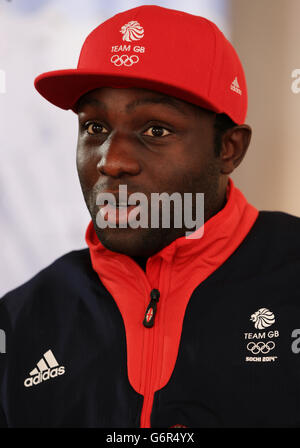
[85,123,109,135]
[143,126,171,137]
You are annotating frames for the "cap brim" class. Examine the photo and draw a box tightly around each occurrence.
[34,69,221,114]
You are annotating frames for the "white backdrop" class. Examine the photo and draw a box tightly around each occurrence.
[0,0,229,296]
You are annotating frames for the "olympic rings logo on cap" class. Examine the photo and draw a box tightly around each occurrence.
[246,341,275,354]
[110,54,139,67]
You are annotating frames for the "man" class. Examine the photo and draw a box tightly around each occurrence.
[1,5,300,428]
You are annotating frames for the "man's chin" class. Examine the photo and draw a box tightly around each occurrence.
[93,224,159,257]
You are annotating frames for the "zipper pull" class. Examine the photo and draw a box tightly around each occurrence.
[143,289,160,328]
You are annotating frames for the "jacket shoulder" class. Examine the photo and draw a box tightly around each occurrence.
[234,210,300,273]
[0,249,96,318]
[258,210,300,229]
[254,210,300,246]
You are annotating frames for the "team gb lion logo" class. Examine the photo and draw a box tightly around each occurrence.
[250,308,275,330]
[120,21,144,42]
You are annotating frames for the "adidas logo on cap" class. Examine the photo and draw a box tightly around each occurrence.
[24,349,65,388]
[230,76,242,95]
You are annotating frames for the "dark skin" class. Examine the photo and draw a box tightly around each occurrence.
[76,87,251,257]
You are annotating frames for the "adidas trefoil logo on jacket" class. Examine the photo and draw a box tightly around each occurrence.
[24,349,65,388]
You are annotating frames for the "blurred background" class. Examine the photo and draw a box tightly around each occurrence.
[0,0,299,296]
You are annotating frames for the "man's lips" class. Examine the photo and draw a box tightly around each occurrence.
[94,187,151,226]
[97,189,145,205]
[98,202,141,226]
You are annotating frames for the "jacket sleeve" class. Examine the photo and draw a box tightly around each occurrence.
[0,298,9,428]
[0,404,7,428]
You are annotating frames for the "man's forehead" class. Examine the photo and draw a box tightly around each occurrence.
[76,87,206,117]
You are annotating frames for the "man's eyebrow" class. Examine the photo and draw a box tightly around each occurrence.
[76,97,107,112]
[76,95,189,115]
[126,96,188,115]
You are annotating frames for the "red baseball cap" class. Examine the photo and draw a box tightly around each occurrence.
[34,5,247,124]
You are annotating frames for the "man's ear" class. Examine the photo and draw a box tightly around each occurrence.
[220,125,252,174]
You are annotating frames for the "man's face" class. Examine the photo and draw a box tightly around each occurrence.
[76,87,224,257]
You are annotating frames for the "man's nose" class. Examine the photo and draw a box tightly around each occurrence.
[97,131,141,178]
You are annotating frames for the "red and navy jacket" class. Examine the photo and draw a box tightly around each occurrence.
[1,178,300,428]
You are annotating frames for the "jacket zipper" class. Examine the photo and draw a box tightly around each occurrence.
[140,288,159,428]
[143,289,160,328]
[140,256,173,428]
